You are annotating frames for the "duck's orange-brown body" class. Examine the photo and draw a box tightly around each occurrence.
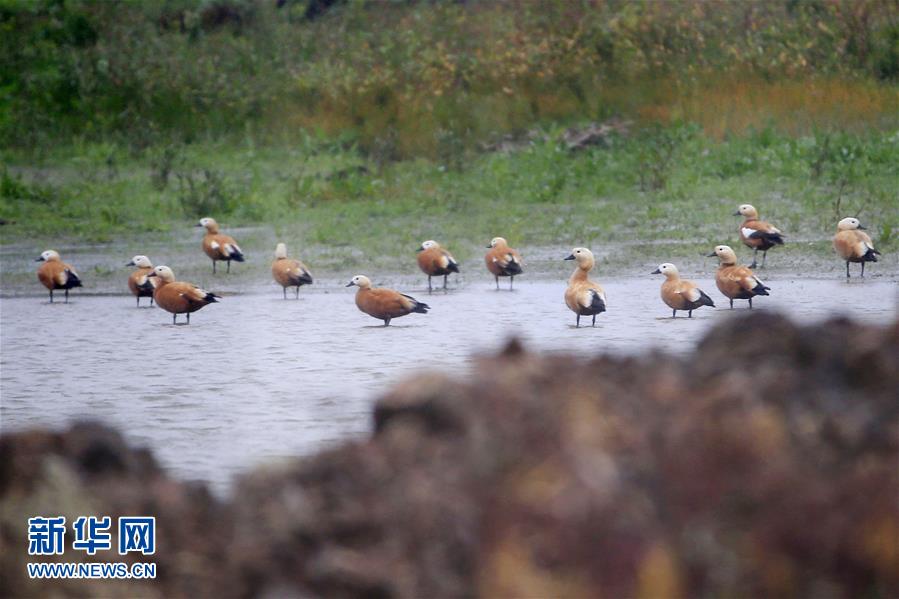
[714,264,769,308]
[739,217,783,251]
[417,247,457,277]
[833,230,877,264]
[656,267,715,318]
[272,258,313,298]
[660,278,711,312]
[38,261,78,292]
[154,282,217,316]
[355,287,426,323]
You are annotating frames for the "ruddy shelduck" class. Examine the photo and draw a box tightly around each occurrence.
[271,242,313,299]
[485,237,523,290]
[345,275,429,326]
[196,217,245,273]
[126,255,156,307]
[651,262,715,318]
[734,204,784,268]
[147,265,220,325]
[833,217,880,278]
[707,245,770,309]
[36,250,82,303]
[416,240,459,291]
[564,247,606,327]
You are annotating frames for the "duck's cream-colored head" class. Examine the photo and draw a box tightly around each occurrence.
[735,204,758,218]
[837,217,865,231]
[147,265,176,283]
[126,255,153,268]
[708,245,738,265]
[652,262,680,278]
[345,275,372,289]
[36,250,61,262]
[274,243,288,259]
[419,240,439,252]
[564,247,596,269]
[487,237,508,249]
[197,217,219,233]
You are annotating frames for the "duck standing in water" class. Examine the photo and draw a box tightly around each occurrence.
[126,255,157,307]
[651,262,715,318]
[36,250,82,303]
[196,217,245,274]
[708,245,770,309]
[734,204,784,268]
[564,247,606,327]
[485,237,524,290]
[832,217,880,278]
[346,275,429,326]
[271,242,313,299]
[148,265,220,325]
[416,240,460,292]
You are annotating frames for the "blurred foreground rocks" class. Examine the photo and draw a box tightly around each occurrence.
[2,314,897,598]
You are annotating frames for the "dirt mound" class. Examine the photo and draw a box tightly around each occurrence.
[2,314,897,598]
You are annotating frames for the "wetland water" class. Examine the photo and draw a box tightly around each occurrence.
[1,274,896,492]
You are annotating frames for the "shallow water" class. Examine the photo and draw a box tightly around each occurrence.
[1,276,896,492]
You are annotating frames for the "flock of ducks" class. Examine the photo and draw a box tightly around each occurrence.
[35,208,882,327]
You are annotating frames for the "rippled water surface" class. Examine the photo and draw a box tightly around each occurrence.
[2,276,896,491]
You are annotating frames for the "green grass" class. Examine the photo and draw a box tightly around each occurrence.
[2,125,897,278]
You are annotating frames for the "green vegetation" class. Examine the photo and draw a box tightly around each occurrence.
[1,0,897,272]
[2,126,897,270]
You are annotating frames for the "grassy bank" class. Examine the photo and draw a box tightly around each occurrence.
[2,1,897,280]
[2,126,897,276]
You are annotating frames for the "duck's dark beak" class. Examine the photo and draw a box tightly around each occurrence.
[858,224,867,230]
[485,244,492,248]
[706,251,717,257]
[147,272,157,278]
[651,268,661,274]
[194,223,203,227]
[35,257,44,262]
[564,254,575,260]
[416,246,423,252]
[732,211,741,216]
[345,281,355,287]
[125,260,135,266]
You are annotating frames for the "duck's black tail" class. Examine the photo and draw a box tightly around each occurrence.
[230,248,246,262]
[504,261,523,276]
[293,271,314,285]
[863,247,880,262]
[752,281,770,296]
[65,270,82,288]
[590,290,606,314]
[402,294,430,313]
[698,289,715,307]
[764,232,785,245]
[447,261,460,273]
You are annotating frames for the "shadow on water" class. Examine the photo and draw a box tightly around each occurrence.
[1,277,897,492]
